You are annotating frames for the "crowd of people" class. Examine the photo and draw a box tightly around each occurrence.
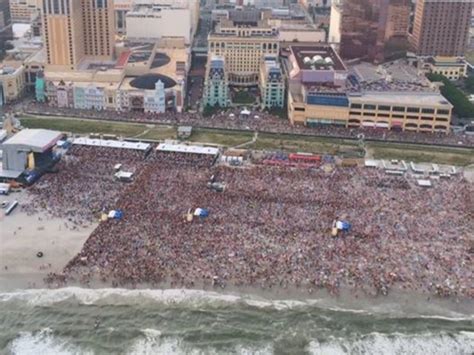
[23,145,148,227]
[35,147,473,299]
[22,101,474,147]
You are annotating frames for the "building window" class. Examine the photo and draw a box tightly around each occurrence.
[421,108,435,114]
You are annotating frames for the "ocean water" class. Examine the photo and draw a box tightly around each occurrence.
[0,288,473,355]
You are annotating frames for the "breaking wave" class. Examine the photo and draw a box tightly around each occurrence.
[308,331,474,355]
[8,327,473,355]
[8,328,93,355]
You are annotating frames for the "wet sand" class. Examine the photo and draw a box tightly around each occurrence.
[0,192,96,290]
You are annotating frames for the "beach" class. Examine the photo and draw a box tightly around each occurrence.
[0,142,473,354]
[1,144,470,298]
[0,192,96,290]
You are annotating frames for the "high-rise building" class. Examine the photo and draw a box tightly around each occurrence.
[208,10,279,86]
[42,0,84,71]
[82,0,115,59]
[42,0,115,71]
[409,0,472,57]
[337,0,410,63]
[0,0,12,52]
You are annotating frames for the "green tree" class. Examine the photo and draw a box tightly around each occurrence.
[465,76,474,94]
[427,73,474,118]
[202,104,219,117]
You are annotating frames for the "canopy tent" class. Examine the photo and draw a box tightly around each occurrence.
[240,109,251,117]
[108,210,124,219]
[194,208,209,218]
[336,221,351,231]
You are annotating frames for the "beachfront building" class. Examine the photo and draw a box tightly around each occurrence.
[42,39,189,113]
[144,80,166,114]
[203,55,229,108]
[259,56,285,110]
[208,9,279,87]
[73,84,106,111]
[35,70,45,102]
[283,45,453,133]
[285,45,350,127]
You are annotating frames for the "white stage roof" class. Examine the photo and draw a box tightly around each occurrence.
[157,143,219,156]
[73,138,151,151]
[2,129,62,152]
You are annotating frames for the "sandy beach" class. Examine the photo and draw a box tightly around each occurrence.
[0,192,96,290]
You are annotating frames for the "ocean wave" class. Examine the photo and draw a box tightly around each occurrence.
[0,287,472,320]
[9,327,472,355]
[8,328,93,355]
[308,331,474,355]
[131,328,273,355]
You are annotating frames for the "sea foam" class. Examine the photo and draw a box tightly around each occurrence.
[128,328,273,355]
[0,287,472,320]
[308,331,474,355]
[8,328,93,355]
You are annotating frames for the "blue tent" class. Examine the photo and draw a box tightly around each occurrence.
[108,210,124,220]
[336,221,351,232]
[194,208,209,218]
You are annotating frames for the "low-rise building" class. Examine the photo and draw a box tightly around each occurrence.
[203,55,229,108]
[418,56,468,81]
[0,62,26,104]
[41,40,189,113]
[259,56,285,110]
[284,45,453,133]
[9,0,40,23]
[144,80,166,113]
[278,23,326,44]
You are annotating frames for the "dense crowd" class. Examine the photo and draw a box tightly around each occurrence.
[22,102,474,147]
[36,148,473,298]
[23,145,148,226]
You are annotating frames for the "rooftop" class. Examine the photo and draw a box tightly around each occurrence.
[157,143,219,156]
[291,45,346,72]
[129,73,177,90]
[350,61,436,93]
[349,92,452,107]
[2,129,62,152]
[73,138,151,151]
[427,56,467,66]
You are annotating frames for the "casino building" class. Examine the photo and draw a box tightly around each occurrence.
[283,45,452,133]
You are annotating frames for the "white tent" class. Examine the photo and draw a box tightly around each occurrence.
[240,109,251,116]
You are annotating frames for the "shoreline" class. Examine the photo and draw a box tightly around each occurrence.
[0,275,473,320]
